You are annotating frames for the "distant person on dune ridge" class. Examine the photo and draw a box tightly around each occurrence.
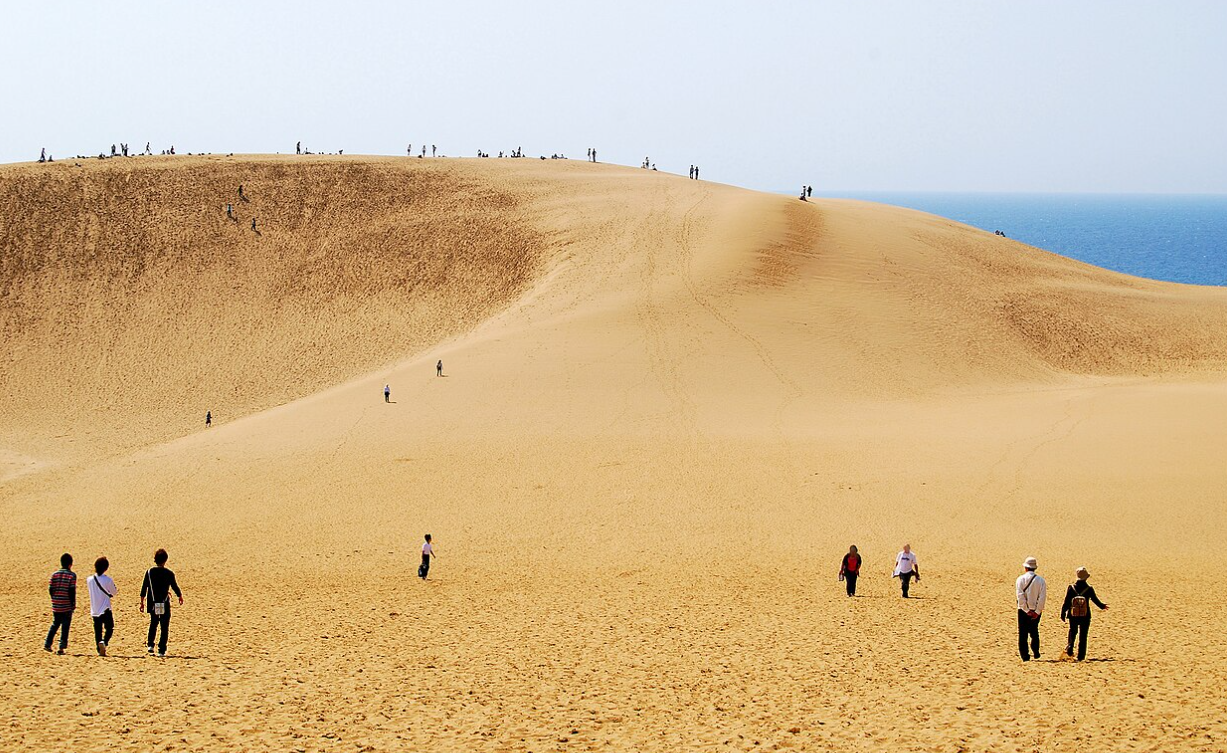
[44,553,76,654]
[1016,556,1047,662]
[893,544,919,598]
[807,185,813,198]
[419,534,436,580]
[39,148,46,163]
[205,410,212,428]
[140,548,183,657]
[436,360,443,377]
[694,166,699,179]
[839,545,862,597]
[384,384,391,403]
[297,141,301,155]
[87,556,117,656]
[1061,566,1108,661]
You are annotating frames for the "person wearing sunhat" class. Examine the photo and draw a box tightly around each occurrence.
[1015,556,1047,661]
[1061,567,1109,661]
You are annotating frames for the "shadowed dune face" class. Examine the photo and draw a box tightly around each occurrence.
[0,158,547,460]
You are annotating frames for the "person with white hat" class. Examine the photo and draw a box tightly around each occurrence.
[1061,566,1108,661]
[1016,556,1047,662]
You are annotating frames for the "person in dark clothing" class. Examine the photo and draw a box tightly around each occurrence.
[139,548,183,657]
[205,410,212,428]
[419,534,435,580]
[1061,566,1108,660]
[436,360,443,377]
[45,553,76,654]
[251,217,257,232]
[839,545,862,596]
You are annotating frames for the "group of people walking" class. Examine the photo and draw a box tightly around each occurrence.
[838,546,1110,661]
[837,543,920,598]
[1016,556,1108,662]
[45,549,184,657]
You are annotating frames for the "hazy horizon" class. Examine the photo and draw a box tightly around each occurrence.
[4,0,1225,194]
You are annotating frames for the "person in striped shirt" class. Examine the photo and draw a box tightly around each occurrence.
[44,553,76,654]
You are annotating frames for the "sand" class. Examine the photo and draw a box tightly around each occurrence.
[3,155,1227,752]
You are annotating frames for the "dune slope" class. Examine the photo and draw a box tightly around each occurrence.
[0,156,548,464]
[3,157,1227,752]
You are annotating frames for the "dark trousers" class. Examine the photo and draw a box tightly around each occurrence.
[93,610,114,646]
[900,572,914,597]
[148,606,170,652]
[419,554,431,579]
[844,572,858,596]
[1017,610,1041,660]
[45,612,72,650]
[1066,617,1090,660]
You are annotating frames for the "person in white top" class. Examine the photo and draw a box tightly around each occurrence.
[86,556,118,656]
[893,544,920,598]
[419,534,437,580]
[1015,556,1047,662]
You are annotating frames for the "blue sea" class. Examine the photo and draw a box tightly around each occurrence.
[824,193,1227,287]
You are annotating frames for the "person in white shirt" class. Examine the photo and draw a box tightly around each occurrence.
[893,544,920,598]
[87,556,118,656]
[419,534,436,580]
[1015,556,1047,662]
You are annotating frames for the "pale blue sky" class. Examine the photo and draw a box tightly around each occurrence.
[3,0,1225,192]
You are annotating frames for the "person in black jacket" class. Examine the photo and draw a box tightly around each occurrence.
[1061,566,1108,661]
[139,548,184,657]
[839,545,862,597]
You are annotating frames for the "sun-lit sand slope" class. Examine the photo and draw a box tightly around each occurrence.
[4,156,1227,752]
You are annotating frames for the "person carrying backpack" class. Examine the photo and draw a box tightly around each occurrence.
[1061,566,1108,661]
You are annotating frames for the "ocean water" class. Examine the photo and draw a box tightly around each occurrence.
[825,193,1227,287]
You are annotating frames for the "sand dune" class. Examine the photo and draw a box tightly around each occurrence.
[3,156,1227,752]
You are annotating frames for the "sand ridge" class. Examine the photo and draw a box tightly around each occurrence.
[3,156,1227,751]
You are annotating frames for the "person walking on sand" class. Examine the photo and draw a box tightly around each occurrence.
[251,217,257,232]
[140,548,183,657]
[893,544,919,597]
[87,557,117,656]
[418,534,436,580]
[205,410,212,428]
[1016,556,1047,662]
[436,360,443,377]
[839,545,863,597]
[44,553,77,654]
[297,141,302,155]
[384,384,391,403]
[1061,566,1108,661]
